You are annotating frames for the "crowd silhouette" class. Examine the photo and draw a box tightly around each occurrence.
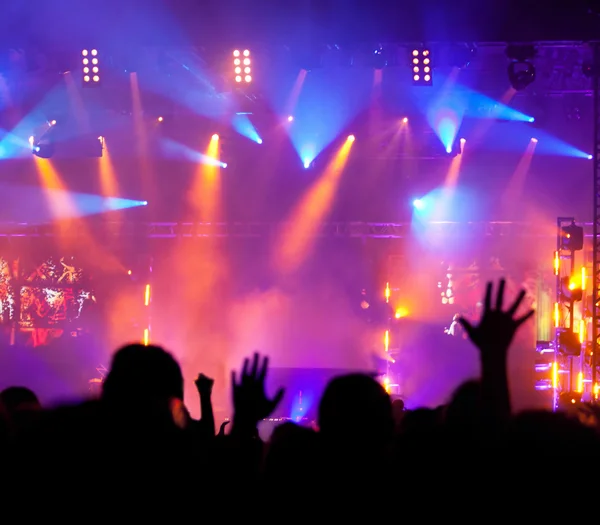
[1,278,599,515]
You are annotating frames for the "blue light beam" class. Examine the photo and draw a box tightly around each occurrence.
[161,139,227,167]
[232,113,263,144]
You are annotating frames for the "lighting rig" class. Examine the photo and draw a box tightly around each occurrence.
[546,218,586,407]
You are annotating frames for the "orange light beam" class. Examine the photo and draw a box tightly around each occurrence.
[444,149,464,189]
[274,137,354,275]
[32,157,125,271]
[177,135,227,308]
[430,146,465,222]
[189,135,221,221]
[97,138,119,198]
[144,284,151,306]
[32,156,80,223]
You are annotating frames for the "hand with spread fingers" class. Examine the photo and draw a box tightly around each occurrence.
[232,353,284,430]
[459,279,534,358]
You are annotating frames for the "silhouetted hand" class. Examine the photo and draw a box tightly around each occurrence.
[195,373,214,396]
[459,279,534,358]
[232,353,284,427]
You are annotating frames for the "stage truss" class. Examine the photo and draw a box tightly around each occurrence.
[0,221,593,240]
[594,43,600,393]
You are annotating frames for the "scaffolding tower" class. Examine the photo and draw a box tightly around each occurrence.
[593,44,600,397]
[550,218,586,408]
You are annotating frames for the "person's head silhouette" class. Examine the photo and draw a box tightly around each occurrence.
[102,344,183,406]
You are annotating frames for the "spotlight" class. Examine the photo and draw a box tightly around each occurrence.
[413,199,425,210]
[257,139,263,144]
[411,48,432,86]
[157,116,163,122]
[531,137,538,143]
[588,154,593,160]
[561,220,584,252]
[560,277,583,303]
[506,45,536,91]
[460,137,466,144]
[50,120,57,126]
[212,134,219,141]
[28,136,34,145]
[234,49,251,84]
[402,117,408,123]
[142,201,148,206]
[303,160,311,169]
[347,135,356,142]
[82,48,100,87]
[222,163,228,168]
[287,116,294,122]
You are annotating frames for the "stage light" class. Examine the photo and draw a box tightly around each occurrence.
[50,120,57,126]
[445,146,452,153]
[402,117,408,123]
[212,134,219,141]
[531,137,538,143]
[411,48,432,86]
[528,117,535,123]
[287,116,294,122]
[588,154,593,160]
[413,199,425,210]
[257,139,263,144]
[82,48,100,87]
[142,201,148,206]
[303,160,311,169]
[460,138,466,144]
[561,221,584,252]
[222,163,228,168]
[506,45,536,91]
[347,135,355,142]
[28,136,34,145]
[157,116,163,122]
[558,328,581,356]
[234,49,252,84]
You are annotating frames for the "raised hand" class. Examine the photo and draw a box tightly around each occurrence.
[195,373,214,396]
[232,353,284,428]
[459,279,534,358]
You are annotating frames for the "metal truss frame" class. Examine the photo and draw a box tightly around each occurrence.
[0,220,586,240]
[593,43,600,392]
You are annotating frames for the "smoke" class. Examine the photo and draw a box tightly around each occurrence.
[226,282,376,373]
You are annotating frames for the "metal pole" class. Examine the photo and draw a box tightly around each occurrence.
[592,44,599,398]
[554,218,560,409]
